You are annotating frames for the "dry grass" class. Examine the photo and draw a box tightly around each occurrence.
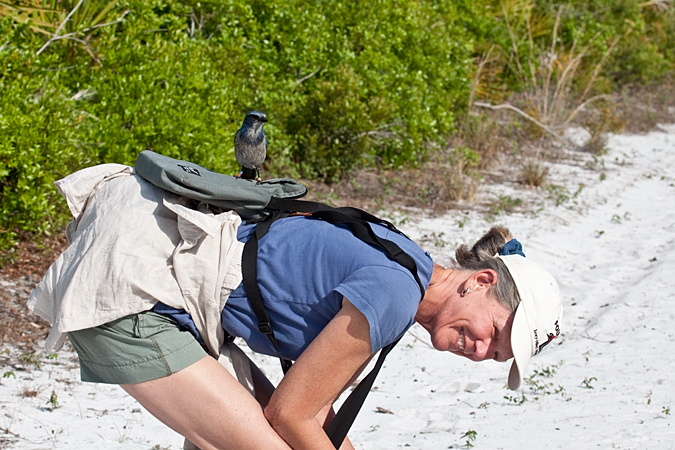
[520,160,549,187]
[615,77,675,133]
[20,388,39,398]
[472,0,630,145]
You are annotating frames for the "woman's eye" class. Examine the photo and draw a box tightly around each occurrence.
[494,326,499,339]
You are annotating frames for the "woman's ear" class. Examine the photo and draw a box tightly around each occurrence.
[471,269,498,291]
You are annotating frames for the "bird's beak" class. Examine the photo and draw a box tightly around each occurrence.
[261,117,268,123]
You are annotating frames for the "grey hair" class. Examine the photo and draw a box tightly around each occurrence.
[452,226,521,312]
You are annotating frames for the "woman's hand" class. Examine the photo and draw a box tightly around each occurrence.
[264,298,373,450]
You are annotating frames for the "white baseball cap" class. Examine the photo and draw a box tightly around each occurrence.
[497,254,563,390]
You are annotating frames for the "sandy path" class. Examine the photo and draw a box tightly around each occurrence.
[350,125,675,449]
[0,125,673,449]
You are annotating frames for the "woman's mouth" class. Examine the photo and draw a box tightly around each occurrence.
[458,328,465,351]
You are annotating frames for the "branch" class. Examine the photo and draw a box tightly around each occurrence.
[580,33,622,102]
[474,101,562,140]
[83,10,130,32]
[559,94,611,128]
[296,67,322,84]
[35,5,129,57]
[36,0,85,55]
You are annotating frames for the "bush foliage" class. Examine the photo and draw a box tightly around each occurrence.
[0,0,673,251]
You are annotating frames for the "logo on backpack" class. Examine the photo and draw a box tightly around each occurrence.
[177,164,200,176]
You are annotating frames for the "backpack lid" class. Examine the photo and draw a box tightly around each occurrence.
[134,151,307,220]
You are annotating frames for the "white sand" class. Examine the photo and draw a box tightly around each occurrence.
[1,124,674,449]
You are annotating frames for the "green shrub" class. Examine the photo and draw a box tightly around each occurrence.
[0,0,673,253]
[0,21,84,249]
[1,0,486,251]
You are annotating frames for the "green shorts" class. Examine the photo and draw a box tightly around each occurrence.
[67,310,208,385]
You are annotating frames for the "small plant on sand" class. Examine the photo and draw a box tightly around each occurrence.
[582,101,627,155]
[19,352,58,370]
[524,362,569,401]
[521,160,549,187]
[533,361,562,378]
[20,353,44,370]
[663,406,671,416]
[460,429,478,448]
[46,390,59,410]
[489,194,523,216]
[504,392,527,405]
[444,147,481,202]
[581,377,597,389]
[508,362,570,402]
[419,232,448,248]
[114,423,133,443]
[545,184,570,206]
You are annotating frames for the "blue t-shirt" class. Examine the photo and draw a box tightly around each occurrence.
[155,215,433,360]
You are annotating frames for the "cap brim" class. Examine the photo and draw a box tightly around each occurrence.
[508,302,532,390]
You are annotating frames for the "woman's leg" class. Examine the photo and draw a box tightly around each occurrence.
[121,356,292,450]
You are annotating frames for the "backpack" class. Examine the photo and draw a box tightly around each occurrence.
[135,150,425,448]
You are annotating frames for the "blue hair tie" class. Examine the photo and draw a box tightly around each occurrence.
[499,239,526,258]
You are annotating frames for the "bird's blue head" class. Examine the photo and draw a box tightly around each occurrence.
[243,110,268,128]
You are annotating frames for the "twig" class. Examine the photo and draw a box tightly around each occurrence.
[638,0,672,11]
[548,29,602,123]
[35,6,128,58]
[501,0,526,87]
[0,427,22,438]
[580,33,623,102]
[543,6,563,119]
[559,94,611,128]
[352,130,395,141]
[549,52,584,123]
[36,0,85,55]
[296,67,322,84]
[468,45,498,114]
[474,101,562,140]
[407,330,434,349]
[69,87,96,101]
[85,10,130,32]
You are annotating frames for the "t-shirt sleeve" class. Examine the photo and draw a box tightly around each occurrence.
[334,265,421,353]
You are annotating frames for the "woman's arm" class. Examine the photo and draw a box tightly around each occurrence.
[263,298,374,450]
[251,363,357,450]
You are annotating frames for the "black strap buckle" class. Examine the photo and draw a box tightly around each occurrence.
[258,322,273,335]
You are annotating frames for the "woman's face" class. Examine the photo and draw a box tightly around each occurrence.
[430,290,515,363]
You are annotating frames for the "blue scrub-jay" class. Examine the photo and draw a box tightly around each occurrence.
[235,111,267,180]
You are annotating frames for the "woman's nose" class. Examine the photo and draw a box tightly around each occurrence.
[473,339,491,361]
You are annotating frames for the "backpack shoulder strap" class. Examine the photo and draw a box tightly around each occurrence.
[241,211,293,374]
[267,198,425,297]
